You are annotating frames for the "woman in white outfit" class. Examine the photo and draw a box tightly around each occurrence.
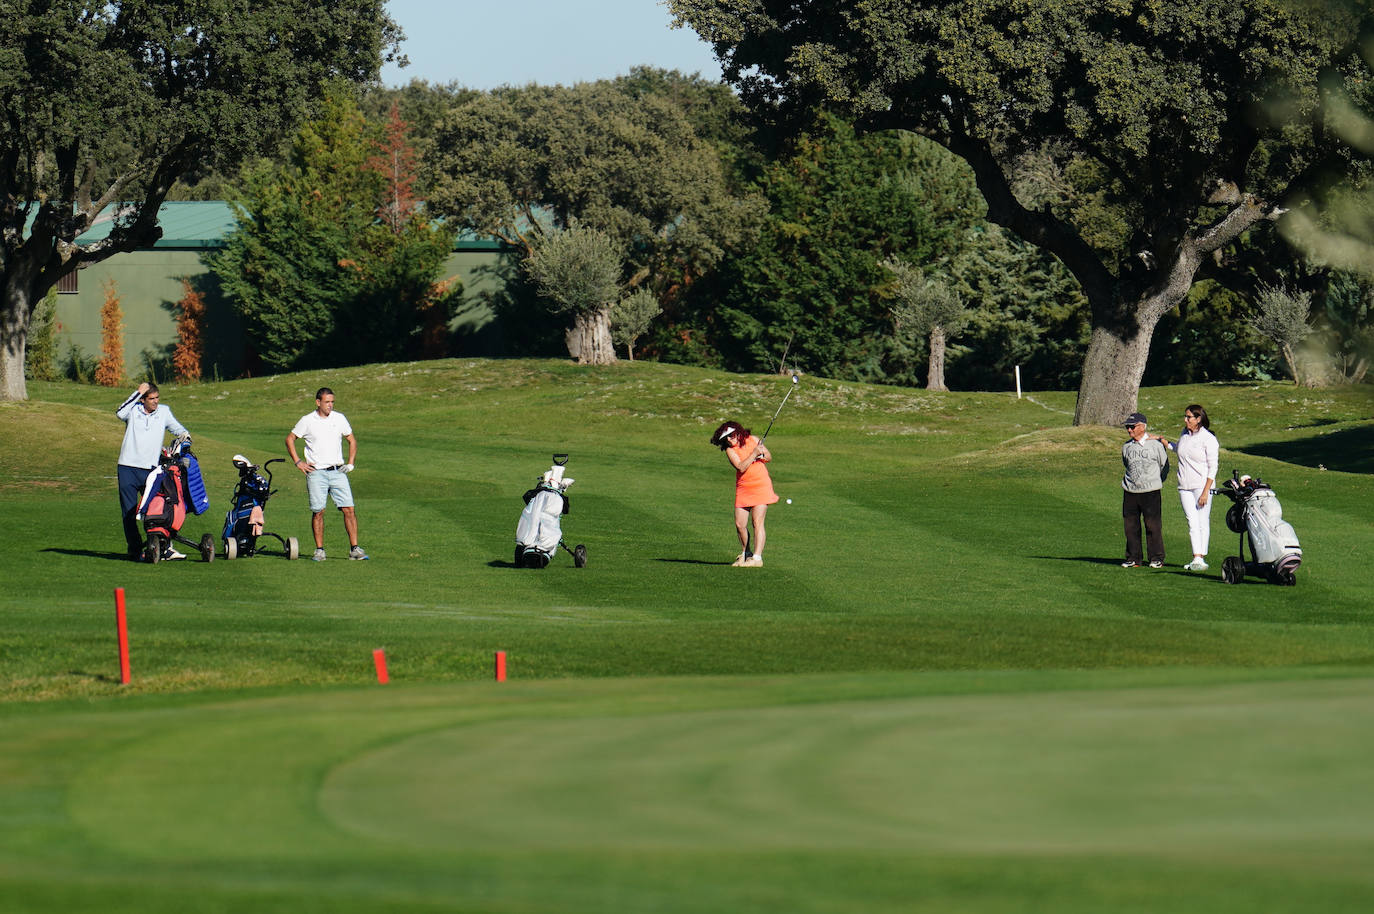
[1155,404,1219,571]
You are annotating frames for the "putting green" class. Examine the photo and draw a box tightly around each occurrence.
[61,674,1374,870]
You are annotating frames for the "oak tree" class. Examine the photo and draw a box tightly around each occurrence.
[0,0,400,399]
[669,0,1374,422]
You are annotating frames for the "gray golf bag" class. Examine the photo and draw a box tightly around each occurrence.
[1215,470,1302,585]
[514,454,587,568]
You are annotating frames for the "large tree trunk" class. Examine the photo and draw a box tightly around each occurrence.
[926,325,947,391]
[1073,317,1159,426]
[564,306,617,365]
[1,272,36,401]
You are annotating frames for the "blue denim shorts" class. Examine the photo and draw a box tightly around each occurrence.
[306,468,354,512]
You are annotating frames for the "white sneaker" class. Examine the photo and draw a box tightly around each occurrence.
[1185,559,1209,571]
[312,548,326,562]
[162,547,187,561]
[1148,560,1164,568]
[349,545,369,561]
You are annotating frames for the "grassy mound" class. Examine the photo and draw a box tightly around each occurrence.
[2,361,1372,912]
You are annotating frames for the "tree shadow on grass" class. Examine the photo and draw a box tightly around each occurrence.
[1238,424,1374,474]
[42,548,130,562]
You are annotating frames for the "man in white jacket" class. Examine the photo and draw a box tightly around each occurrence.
[116,382,190,560]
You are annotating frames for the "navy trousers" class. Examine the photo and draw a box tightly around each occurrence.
[118,464,152,556]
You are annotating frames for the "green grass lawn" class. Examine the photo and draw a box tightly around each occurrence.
[2,360,1373,912]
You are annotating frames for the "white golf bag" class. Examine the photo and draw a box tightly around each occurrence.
[1217,472,1302,585]
[514,455,586,569]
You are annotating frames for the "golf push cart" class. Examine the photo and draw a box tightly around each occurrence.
[138,436,216,563]
[221,455,299,560]
[514,454,587,568]
[1213,469,1302,586]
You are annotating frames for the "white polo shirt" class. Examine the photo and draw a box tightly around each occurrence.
[291,410,352,467]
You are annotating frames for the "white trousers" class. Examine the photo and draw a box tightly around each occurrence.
[1178,487,1213,557]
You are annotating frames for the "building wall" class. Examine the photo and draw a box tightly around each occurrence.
[51,250,241,381]
[51,244,519,379]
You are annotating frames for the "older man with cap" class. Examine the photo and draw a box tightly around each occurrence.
[1120,411,1170,568]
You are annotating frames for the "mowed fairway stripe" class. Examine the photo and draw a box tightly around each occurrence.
[58,675,1374,868]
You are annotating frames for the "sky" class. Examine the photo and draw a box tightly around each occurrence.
[379,0,724,89]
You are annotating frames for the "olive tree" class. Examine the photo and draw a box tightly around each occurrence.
[669,0,1374,424]
[884,260,968,391]
[524,225,623,364]
[611,288,663,361]
[0,0,400,400]
[1254,285,1315,385]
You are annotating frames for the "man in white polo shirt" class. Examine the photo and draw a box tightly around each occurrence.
[285,387,367,561]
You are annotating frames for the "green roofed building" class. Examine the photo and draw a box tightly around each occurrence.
[52,201,516,380]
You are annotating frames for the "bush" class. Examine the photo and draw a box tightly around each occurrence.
[64,344,97,384]
[24,290,59,382]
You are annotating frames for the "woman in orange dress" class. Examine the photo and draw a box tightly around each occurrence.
[710,420,778,567]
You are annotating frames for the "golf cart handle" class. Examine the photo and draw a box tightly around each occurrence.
[261,457,286,490]
[552,453,569,466]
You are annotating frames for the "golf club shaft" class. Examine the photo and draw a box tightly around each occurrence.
[760,376,799,442]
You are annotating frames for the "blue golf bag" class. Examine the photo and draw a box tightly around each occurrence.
[221,456,299,560]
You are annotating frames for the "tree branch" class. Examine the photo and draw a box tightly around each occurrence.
[942,125,1114,306]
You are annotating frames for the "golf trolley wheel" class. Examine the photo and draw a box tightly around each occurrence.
[224,537,238,560]
[286,537,299,561]
[1221,555,1245,584]
[573,544,587,568]
[200,533,216,563]
[145,534,163,564]
[1225,504,1246,533]
[1267,566,1297,587]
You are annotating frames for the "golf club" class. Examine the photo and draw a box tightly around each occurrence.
[760,373,800,442]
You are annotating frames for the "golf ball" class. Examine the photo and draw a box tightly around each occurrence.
[786,498,792,504]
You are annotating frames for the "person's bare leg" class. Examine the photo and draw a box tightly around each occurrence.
[734,506,751,562]
[311,511,325,549]
[751,504,768,558]
[341,506,359,547]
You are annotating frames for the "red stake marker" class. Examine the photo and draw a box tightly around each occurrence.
[373,648,389,684]
[495,650,506,682]
[114,587,131,685]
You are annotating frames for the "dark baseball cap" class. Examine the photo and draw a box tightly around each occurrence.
[1124,412,1147,427]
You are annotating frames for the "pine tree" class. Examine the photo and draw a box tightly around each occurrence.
[173,280,206,382]
[214,93,459,370]
[94,279,125,387]
[367,101,419,234]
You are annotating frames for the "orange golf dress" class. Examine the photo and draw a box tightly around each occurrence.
[728,435,779,508]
